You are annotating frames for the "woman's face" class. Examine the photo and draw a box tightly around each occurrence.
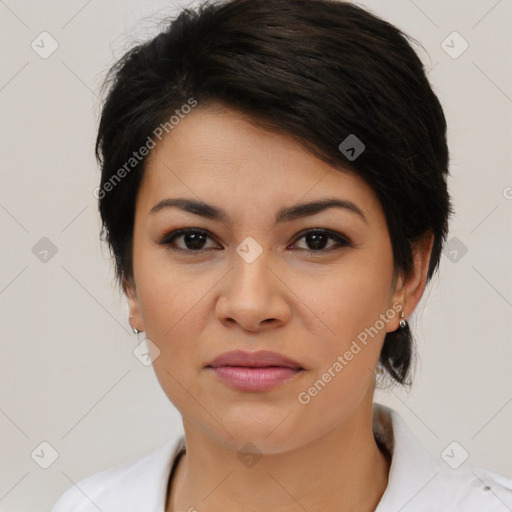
[127,104,420,453]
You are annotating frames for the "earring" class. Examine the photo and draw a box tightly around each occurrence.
[129,315,141,335]
[399,310,407,329]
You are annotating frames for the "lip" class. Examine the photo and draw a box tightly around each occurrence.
[208,350,303,369]
[207,350,304,392]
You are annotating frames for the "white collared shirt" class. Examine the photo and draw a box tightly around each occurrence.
[52,403,512,511]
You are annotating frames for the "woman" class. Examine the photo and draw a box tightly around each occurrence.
[52,0,512,510]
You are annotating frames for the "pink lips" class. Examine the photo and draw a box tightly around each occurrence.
[207,350,304,392]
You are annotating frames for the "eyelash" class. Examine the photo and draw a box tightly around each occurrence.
[158,228,352,255]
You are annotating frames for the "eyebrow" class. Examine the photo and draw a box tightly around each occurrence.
[149,197,367,225]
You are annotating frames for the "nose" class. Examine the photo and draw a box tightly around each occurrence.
[215,249,292,333]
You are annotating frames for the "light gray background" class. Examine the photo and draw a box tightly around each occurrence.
[1,1,511,511]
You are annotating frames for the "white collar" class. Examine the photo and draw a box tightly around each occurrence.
[373,403,512,511]
[52,402,512,511]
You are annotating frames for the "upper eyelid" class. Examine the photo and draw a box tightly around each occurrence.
[292,228,350,243]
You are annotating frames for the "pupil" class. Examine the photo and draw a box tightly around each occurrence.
[307,233,327,250]
[185,232,206,250]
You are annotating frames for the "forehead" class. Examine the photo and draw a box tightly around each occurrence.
[138,105,382,223]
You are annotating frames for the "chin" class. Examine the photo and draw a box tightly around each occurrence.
[197,407,314,455]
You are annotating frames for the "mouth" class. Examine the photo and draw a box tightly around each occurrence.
[206,350,305,392]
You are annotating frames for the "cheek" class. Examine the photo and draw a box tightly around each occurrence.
[133,234,212,333]
[295,248,394,354]
[131,239,248,419]
[136,263,211,355]
[290,244,394,402]
[291,266,392,428]
[135,269,209,413]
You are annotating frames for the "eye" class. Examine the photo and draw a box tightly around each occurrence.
[290,229,351,253]
[159,228,220,252]
[159,227,352,254]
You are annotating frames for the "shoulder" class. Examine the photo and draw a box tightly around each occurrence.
[51,436,185,512]
[373,403,512,512]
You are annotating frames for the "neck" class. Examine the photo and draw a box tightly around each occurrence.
[167,399,391,512]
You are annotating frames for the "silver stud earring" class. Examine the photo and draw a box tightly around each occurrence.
[129,315,141,335]
[399,310,407,329]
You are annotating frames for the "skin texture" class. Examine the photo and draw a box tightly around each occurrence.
[125,104,434,512]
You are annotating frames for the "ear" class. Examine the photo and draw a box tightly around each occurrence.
[123,277,144,333]
[387,229,434,332]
